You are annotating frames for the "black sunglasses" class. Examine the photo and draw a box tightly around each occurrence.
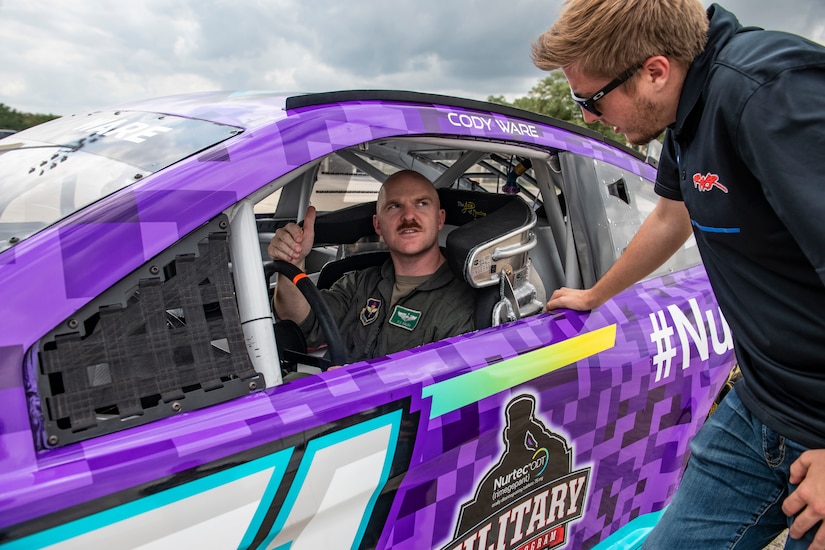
[570,65,642,117]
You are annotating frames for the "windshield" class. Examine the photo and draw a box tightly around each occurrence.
[0,111,242,252]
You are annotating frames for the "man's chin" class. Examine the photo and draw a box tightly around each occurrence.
[393,242,440,258]
[626,133,659,147]
[623,126,666,147]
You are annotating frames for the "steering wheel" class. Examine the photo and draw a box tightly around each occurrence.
[264,260,347,370]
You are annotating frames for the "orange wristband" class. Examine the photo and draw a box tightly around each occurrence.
[291,273,308,285]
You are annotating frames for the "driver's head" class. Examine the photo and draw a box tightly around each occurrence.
[373,170,445,259]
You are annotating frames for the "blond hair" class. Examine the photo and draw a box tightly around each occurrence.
[532,0,709,79]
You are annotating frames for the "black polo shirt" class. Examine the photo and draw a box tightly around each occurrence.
[656,4,825,448]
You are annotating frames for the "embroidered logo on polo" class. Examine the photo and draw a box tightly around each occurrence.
[389,305,422,331]
[693,172,728,193]
[360,298,381,326]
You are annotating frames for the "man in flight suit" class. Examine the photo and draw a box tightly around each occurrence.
[268,169,475,364]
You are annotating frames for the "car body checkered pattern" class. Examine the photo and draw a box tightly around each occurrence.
[0,91,734,549]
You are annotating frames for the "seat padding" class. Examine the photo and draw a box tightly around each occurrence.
[441,191,534,284]
[316,251,389,290]
[313,201,377,245]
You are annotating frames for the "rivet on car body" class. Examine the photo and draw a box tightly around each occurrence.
[171,402,182,412]
[67,319,79,329]
[47,435,59,447]
[149,265,160,275]
[248,381,258,391]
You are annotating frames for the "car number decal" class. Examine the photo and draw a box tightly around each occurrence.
[5,411,402,550]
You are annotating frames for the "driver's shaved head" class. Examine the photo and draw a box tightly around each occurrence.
[377,170,440,210]
[372,169,446,271]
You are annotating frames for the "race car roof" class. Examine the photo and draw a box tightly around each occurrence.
[285,89,644,160]
[115,89,644,161]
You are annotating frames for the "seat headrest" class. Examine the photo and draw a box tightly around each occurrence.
[440,189,536,288]
[313,201,376,245]
[438,188,520,227]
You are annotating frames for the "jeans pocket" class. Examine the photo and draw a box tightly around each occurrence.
[762,425,786,468]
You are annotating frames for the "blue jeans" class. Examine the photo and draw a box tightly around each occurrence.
[643,387,815,549]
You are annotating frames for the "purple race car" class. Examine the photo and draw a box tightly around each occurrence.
[0,91,735,549]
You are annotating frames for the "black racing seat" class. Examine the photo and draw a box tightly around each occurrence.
[437,188,540,327]
[437,188,535,288]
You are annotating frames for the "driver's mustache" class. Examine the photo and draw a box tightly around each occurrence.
[398,221,421,231]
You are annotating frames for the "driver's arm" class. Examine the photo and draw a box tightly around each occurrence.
[546,197,692,311]
[268,206,316,323]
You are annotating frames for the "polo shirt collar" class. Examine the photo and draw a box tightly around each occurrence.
[672,4,742,138]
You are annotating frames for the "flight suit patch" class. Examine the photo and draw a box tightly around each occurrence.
[360,298,381,326]
[389,305,421,331]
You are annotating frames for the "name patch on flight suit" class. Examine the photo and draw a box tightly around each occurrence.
[389,305,421,331]
[360,298,381,326]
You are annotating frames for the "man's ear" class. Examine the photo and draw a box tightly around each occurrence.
[373,214,381,236]
[641,56,671,91]
[438,209,446,230]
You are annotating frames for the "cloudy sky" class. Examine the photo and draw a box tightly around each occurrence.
[1,0,823,116]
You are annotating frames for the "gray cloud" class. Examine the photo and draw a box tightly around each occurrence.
[0,0,822,116]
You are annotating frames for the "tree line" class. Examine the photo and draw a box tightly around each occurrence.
[0,103,58,131]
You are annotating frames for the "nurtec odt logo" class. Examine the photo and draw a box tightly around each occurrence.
[443,394,591,550]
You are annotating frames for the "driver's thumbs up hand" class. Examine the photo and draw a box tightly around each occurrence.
[301,206,317,254]
[268,206,317,267]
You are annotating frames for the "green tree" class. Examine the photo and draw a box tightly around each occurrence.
[0,103,58,131]
[488,70,630,145]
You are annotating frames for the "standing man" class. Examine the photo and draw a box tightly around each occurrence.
[268,169,475,364]
[533,1,825,548]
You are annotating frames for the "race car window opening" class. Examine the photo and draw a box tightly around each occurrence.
[252,137,569,333]
[30,215,262,449]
